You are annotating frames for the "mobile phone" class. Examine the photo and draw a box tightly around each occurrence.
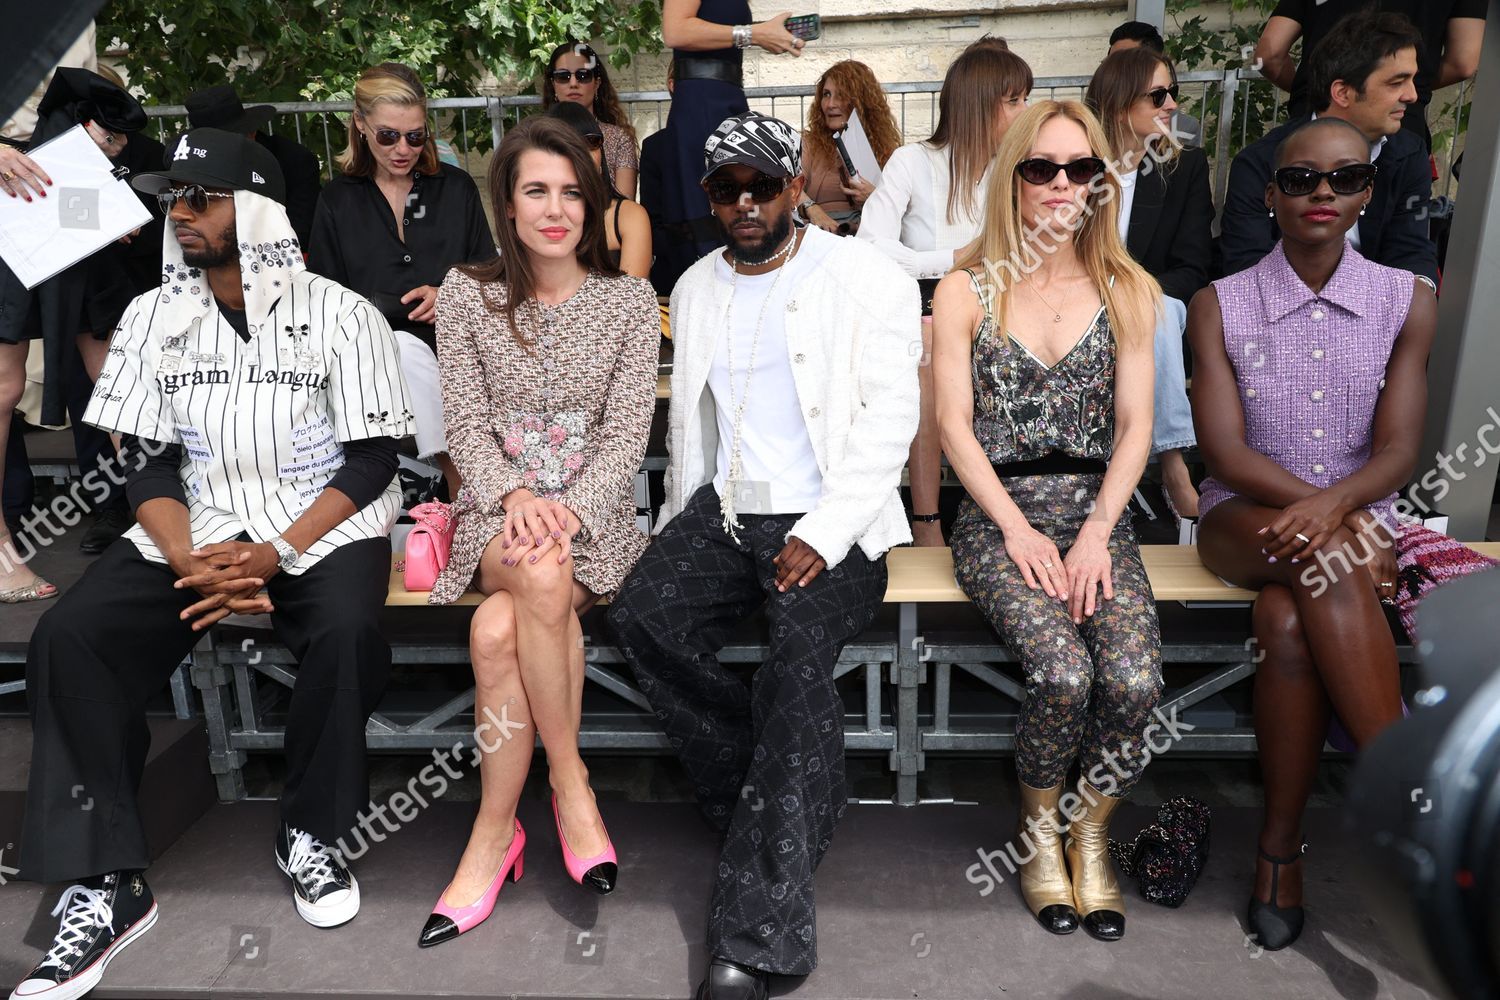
[832,131,858,178]
[784,14,822,41]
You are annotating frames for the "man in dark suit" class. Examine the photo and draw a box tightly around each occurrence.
[1221,9,1439,288]
[185,84,322,245]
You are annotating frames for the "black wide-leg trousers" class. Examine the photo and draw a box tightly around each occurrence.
[20,536,392,884]
[608,485,887,975]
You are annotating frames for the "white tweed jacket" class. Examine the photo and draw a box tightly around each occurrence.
[660,225,921,568]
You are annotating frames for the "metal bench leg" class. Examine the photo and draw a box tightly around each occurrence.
[190,635,246,802]
[169,660,194,719]
[890,602,925,807]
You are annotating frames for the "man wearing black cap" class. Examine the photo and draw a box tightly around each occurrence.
[186,83,322,244]
[8,128,413,1000]
[607,113,920,1000]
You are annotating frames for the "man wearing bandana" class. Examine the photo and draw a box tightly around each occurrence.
[607,113,920,1000]
[9,129,413,1000]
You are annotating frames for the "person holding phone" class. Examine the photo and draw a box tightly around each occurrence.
[858,47,1033,547]
[654,0,808,295]
[307,63,495,499]
[799,59,900,236]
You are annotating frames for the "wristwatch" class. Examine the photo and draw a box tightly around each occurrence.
[269,535,299,572]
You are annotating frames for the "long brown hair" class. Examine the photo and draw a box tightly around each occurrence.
[460,116,622,340]
[927,47,1034,224]
[540,41,637,145]
[337,63,441,177]
[1085,46,1181,174]
[803,60,901,175]
[955,100,1159,356]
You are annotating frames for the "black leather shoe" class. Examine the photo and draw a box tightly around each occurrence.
[1081,908,1125,941]
[1247,842,1307,951]
[80,506,132,554]
[1036,903,1080,935]
[694,957,769,1000]
[580,861,616,895]
[418,913,459,948]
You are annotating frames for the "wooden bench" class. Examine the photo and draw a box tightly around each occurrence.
[195,541,1499,806]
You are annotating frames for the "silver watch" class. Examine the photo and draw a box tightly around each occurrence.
[269,535,299,572]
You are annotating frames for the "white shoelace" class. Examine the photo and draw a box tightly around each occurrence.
[285,828,340,894]
[39,885,113,970]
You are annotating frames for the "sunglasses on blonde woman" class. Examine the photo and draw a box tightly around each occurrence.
[1016,157,1106,186]
[1144,85,1180,109]
[370,128,428,148]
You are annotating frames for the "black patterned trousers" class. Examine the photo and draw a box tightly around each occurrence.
[607,485,887,975]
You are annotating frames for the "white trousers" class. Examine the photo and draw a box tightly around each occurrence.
[393,330,448,459]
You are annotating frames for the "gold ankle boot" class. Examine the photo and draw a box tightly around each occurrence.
[1065,783,1126,941]
[1017,781,1079,935]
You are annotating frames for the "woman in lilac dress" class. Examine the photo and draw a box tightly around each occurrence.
[1188,118,1436,951]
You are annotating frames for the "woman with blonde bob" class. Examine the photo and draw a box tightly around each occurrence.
[932,100,1163,942]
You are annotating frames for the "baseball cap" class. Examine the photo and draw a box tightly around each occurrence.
[131,128,287,205]
[701,112,801,184]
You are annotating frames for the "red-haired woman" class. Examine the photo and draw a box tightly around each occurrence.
[799,59,900,235]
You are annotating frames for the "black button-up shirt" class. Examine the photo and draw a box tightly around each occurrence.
[307,163,495,345]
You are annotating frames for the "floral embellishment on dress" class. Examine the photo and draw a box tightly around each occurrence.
[500,410,588,493]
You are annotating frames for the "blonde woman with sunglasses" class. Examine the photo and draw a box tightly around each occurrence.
[932,100,1163,943]
[308,63,495,500]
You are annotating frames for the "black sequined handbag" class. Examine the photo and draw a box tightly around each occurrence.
[1107,795,1211,908]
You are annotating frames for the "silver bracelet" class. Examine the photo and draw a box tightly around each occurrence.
[733,24,753,49]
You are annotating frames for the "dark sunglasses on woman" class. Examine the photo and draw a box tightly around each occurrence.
[370,127,428,148]
[1015,157,1106,186]
[1273,163,1378,197]
[703,174,788,206]
[1144,84,1180,109]
[581,133,604,150]
[156,184,235,215]
[550,68,598,85]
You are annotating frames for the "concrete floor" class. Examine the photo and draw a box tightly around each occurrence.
[0,482,1486,999]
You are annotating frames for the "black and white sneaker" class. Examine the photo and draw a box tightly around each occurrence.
[274,823,360,928]
[10,871,158,1000]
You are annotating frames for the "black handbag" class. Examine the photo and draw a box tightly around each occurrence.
[1107,795,1211,908]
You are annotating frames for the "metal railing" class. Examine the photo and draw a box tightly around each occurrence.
[142,67,1470,213]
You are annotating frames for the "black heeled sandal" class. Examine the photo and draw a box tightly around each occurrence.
[1247,841,1307,950]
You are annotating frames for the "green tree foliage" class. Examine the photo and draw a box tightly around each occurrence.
[1165,0,1283,157]
[99,0,663,104]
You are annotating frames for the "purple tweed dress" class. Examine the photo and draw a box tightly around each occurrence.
[1197,241,1416,529]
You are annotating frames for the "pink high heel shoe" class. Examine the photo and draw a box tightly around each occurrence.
[418,819,525,948]
[552,793,617,895]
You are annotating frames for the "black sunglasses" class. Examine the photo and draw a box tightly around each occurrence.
[582,133,604,150]
[703,174,787,206]
[157,184,234,215]
[371,127,427,148]
[550,68,598,85]
[1016,157,1106,186]
[1144,84,1180,109]
[1274,163,1378,197]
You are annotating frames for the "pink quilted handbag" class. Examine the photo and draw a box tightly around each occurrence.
[404,501,456,591]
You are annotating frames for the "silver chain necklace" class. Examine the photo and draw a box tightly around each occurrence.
[719,228,801,541]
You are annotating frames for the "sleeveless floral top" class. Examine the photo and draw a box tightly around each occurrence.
[965,269,1117,465]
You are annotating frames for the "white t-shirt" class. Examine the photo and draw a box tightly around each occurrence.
[1116,166,1139,243]
[707,233,831,515]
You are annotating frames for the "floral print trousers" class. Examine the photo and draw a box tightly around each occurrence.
[951,474,1163,795]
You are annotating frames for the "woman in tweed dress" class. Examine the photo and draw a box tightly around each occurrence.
[1189,118,1437,951]
[418,116,659,947]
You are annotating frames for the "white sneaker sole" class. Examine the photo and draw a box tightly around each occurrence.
[10,902,158,1000]
[275,856,361,928]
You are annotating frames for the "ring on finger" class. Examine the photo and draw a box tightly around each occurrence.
[1,170,13,181]
[1294,532,1312,544]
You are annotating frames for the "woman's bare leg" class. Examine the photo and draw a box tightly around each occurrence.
[909,316,944,546]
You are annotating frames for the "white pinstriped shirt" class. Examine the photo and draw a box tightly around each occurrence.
[85,272,416,574]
